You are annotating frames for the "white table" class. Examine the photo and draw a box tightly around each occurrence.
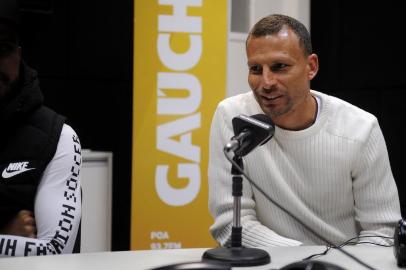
[0,245,400,270]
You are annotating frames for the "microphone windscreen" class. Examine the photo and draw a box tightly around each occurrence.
[250,114,274,146]
[231,114,275,156]
[251,114,274,125]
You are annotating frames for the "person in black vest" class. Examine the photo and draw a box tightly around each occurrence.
[0,0,82,256]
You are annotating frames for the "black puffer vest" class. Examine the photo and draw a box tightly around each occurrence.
[0,63,65,229]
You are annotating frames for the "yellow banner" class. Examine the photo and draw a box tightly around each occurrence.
[132,0,227,249]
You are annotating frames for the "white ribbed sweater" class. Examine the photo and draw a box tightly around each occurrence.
[208,90,401,247]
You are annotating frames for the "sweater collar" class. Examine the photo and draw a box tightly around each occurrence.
[273,90,330,140]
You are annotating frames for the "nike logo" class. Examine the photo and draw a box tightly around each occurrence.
[2,162,35,179]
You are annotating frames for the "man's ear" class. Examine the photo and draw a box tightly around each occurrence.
[307,53,319,80]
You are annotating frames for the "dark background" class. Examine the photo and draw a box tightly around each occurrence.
[17,0,406,250]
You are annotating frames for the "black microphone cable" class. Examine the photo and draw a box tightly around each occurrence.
[223,148,378,270]
[303,235,393,260]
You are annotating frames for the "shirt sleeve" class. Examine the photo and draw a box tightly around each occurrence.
[352,120,401,245]
[208,105,302,247]
[0,124,82,257]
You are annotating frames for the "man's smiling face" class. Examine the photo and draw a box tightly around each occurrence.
[0,21,20,102]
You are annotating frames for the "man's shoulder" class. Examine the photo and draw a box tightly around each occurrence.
[315,91,378,141]
[28,106,66,132]
[319,91,376,122]
[60,124,79,140]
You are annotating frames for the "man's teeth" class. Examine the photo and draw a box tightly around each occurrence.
[264,96,278,100]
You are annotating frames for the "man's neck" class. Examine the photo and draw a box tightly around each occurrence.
[272,94,318,131]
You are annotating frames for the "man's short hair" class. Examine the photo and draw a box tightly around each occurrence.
[0,0,19,44]
[247,14,312,56]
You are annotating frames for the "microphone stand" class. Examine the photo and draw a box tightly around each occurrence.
[202,155,270,266]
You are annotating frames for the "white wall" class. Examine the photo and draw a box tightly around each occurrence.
[81,151,113,252]
[227,0,310,97]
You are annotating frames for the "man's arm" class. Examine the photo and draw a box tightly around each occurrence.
[208,104,301,247]
[0,124,82,257]
[352,120,401,245]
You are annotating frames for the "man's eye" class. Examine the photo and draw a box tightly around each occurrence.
[249,65,262,74]
[0,43,15,55]
[271,63,288,72]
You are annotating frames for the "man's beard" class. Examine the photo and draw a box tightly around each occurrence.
[0,72,18,102]
[268,100,294,117]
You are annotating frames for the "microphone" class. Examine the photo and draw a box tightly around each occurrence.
[203,114,274,267]
[225,114,275,156]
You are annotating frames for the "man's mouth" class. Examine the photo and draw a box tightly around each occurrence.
[261,94,282,101]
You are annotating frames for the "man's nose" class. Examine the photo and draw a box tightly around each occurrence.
[262,69,277,89]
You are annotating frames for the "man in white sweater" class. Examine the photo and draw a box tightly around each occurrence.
[208,14,401,247]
